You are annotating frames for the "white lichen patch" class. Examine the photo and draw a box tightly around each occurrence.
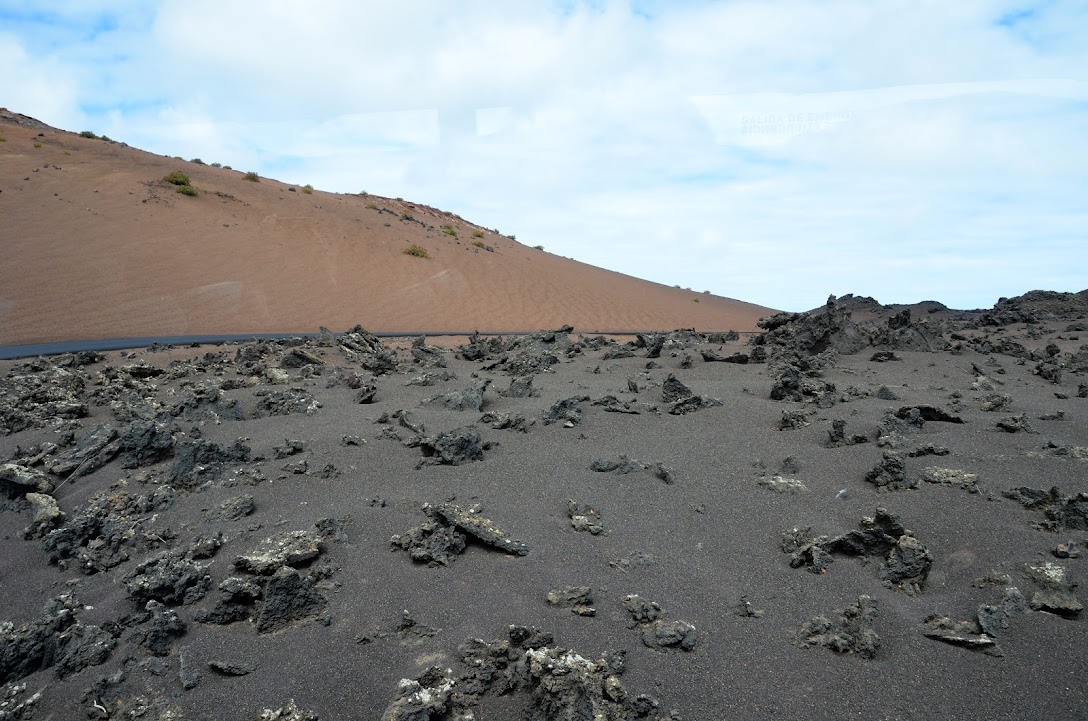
[921,467,979,493]
[1029,561,1067,585]
[758,475,809,494]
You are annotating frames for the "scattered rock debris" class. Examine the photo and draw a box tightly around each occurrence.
[864,450,917,491]
[779,409,811,430]
[1002,487,1088,531]
[608,552,657,573]
[0,359,90,435]
[660,374,723,415]
[234,529,324,575]
[1054,542,1081,559]
[876,385,900,401]
[21,491,64,539]
[826,419,870,447]
[0,463,54,496]
[769,363,837,407]
[253,387,320,417]
[337,325,399,374]
[783,508,932,594]
[796,594,880,659]
[568,500,607,535]
[547,586,596,616]
[378,624,677,720]
[622,595,698,652]
[205,493,256,522]
[256,699,320,721]
[757,476,809,494]
[996,414,1037,434]
[908,443,949,457]
[131,600,187,656]
[499,375,536,398]
[410,336,447,368]
[590,455,674,484]
[405,369,456,387]
[123,544,214,606]
[421,378,490,412]
[391,503,529,565]
[208,659,257,676]
[735,596,765,618]
[480,410,533,432]
[417,425,488,466]
[0,594,115,684]
[920,615,1001,656]
[169,438,251,489]
[41,485,177,573]
[191,522,338,634]
[701,349,749,364]
[896,405,965,424]
[1024,561,1083,617]
[255,566,328,634]
[977,586,1033,636]
[3,302,1088,718]
[593,395,646,415]
[921,467,979,493]
[922,585,1032,657]
[542,395,590,426]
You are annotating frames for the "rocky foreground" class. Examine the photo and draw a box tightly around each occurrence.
[1,289,1087,719]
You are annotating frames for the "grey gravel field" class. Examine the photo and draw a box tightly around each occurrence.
[2,290,1087,720]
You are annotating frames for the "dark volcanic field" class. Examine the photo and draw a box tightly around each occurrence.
[2,290,1088,720]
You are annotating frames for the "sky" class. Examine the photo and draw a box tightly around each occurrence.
[2,1,1086,312]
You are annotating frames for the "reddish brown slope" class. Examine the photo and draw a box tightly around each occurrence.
[0,110,776,344]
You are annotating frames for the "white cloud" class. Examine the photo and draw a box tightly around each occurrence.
[0,33,81,123]
[3,0,1087,311]
[475,108,513,136]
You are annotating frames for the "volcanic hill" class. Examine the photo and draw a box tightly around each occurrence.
[0,109,774,346]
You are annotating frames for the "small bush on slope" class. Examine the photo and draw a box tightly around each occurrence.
[163,171,191,186]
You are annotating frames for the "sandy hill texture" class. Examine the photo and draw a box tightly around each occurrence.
[0,293,1086,719]
[0,109,774,346]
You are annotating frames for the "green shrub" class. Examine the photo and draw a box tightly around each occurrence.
[163,171,191,186]
[472,230,485,238]
[190,158,204,164]
[176,185,198,197]
[79,130,97,139]
[302,184,314,194]
[472,240,486,248]
[99,135,111,142]
[0,135,6,142]
[223,165,232,170]
[533,245,544,250]
[244,171,260,182]
[401,213,414,221]
[210,162,222,168]
[509,234,516,241]
[366,203,380,210]
[33,142,42,148]
[441,225,458,237]
[403,244,430,258]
